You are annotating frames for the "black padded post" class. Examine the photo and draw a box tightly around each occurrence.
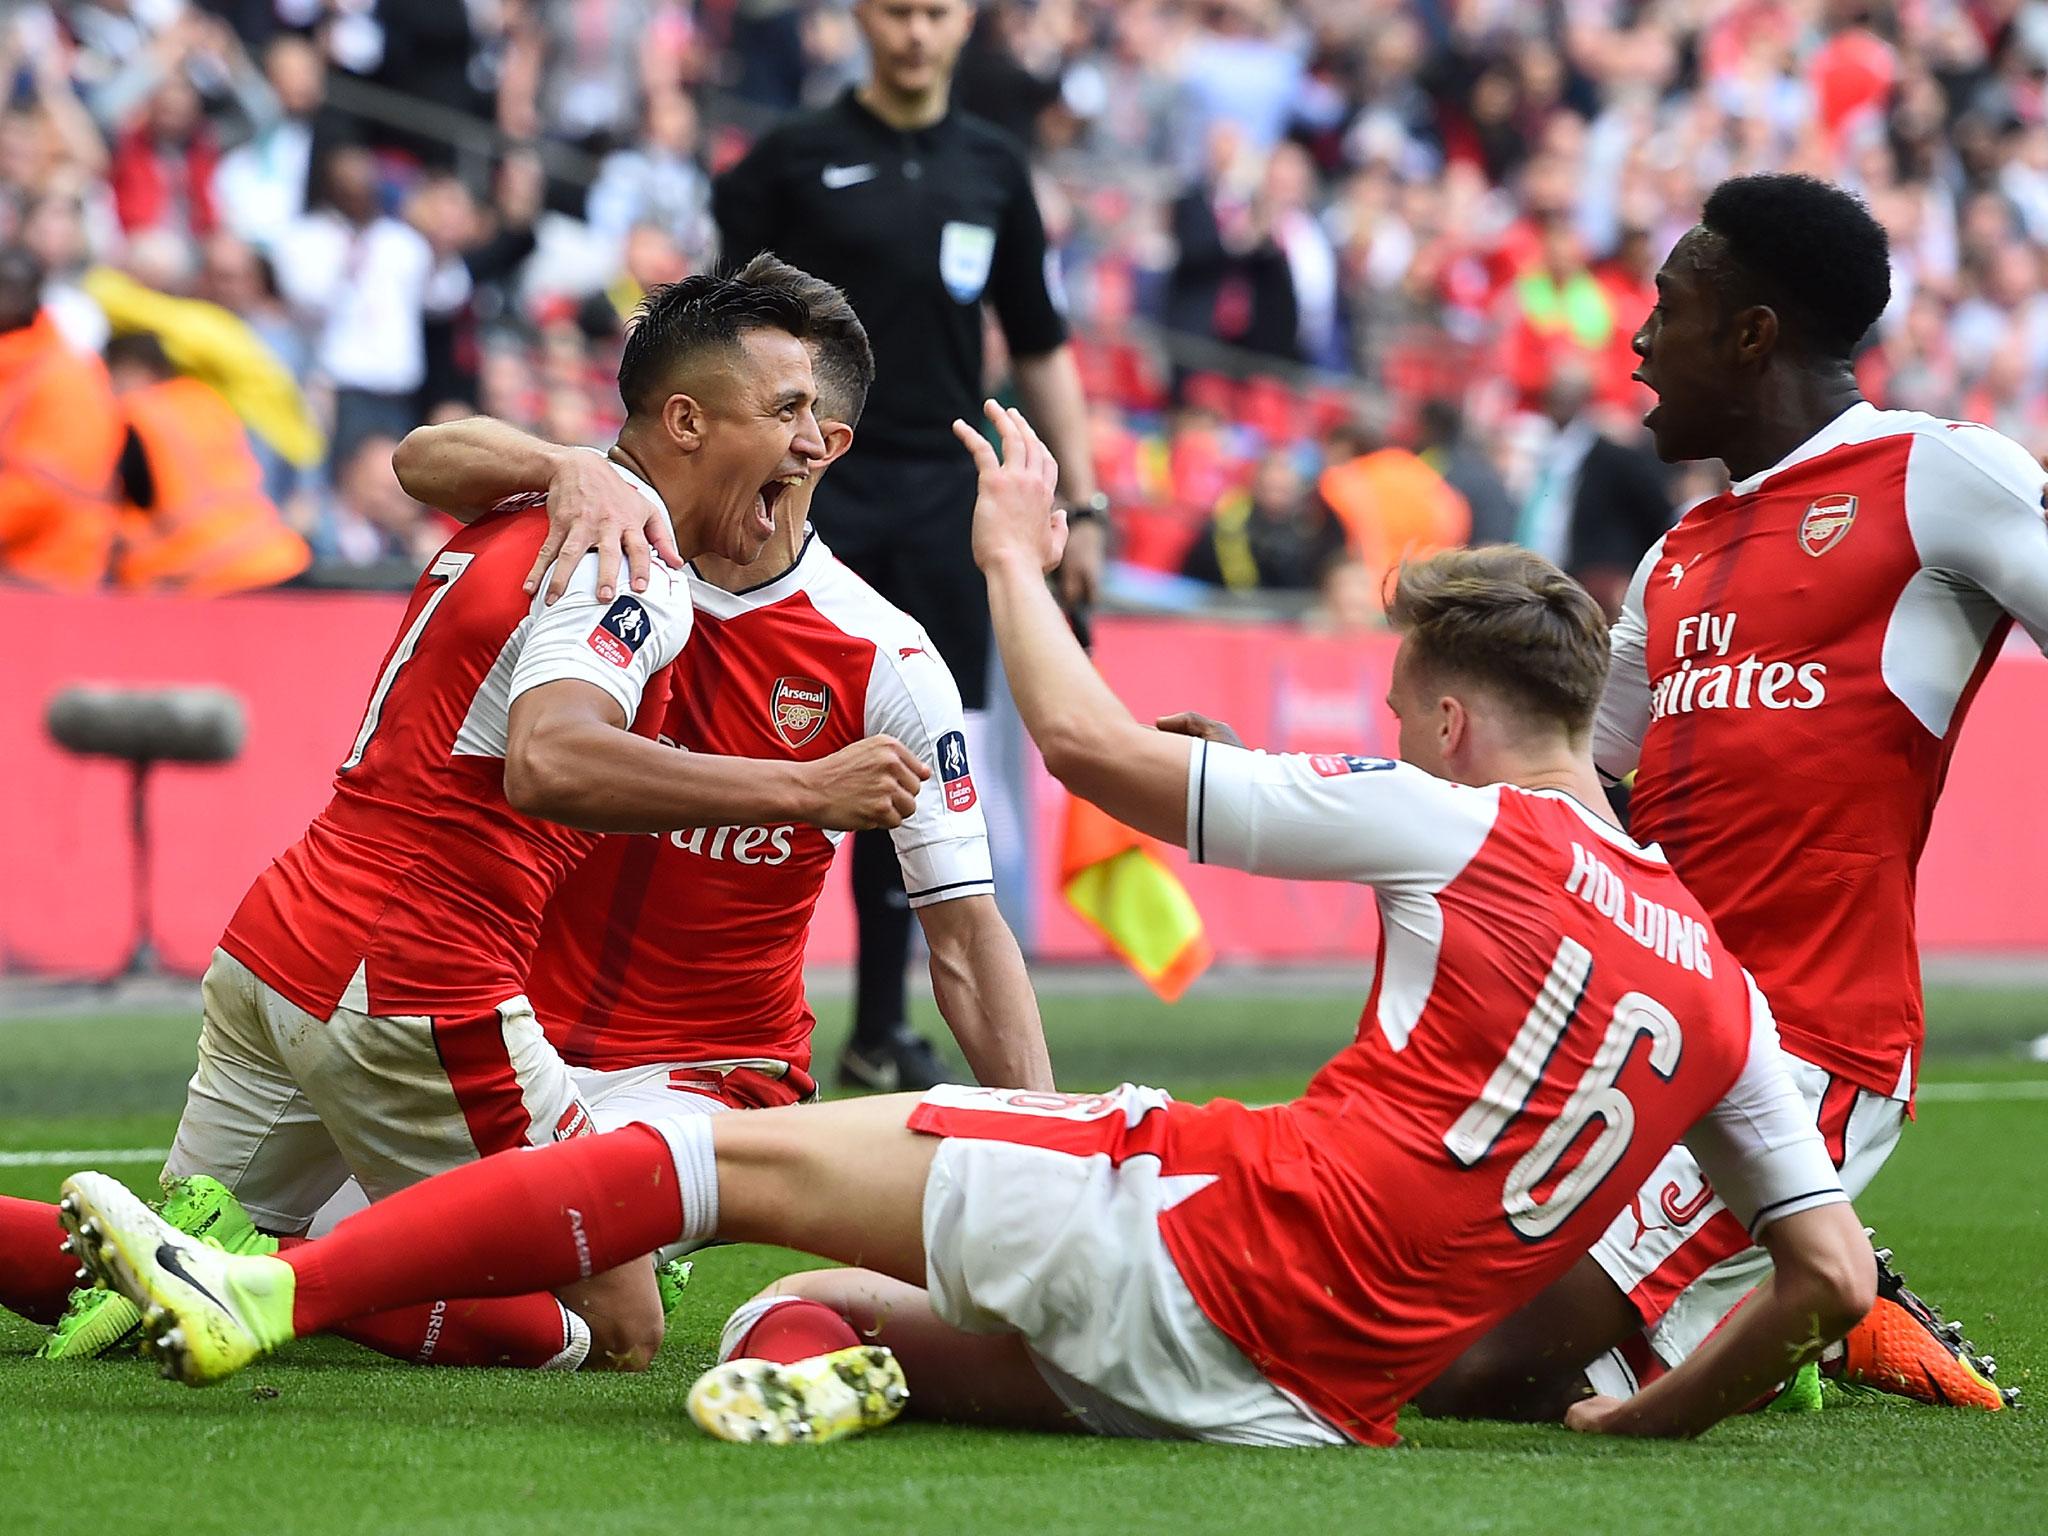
[44,686,247,977]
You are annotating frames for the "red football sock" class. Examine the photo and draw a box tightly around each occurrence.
[0,1195,81,1326]
[332,1296,587,1369]
[282,1125,686,1337]
[736,1298,861,1365]
[273,1234,587,1368]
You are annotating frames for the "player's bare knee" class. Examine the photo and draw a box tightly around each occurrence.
[1412,1348,1496,1418]
[578,1298,665,1372]
[1415,1336,1570,1421]
[753,1271,844,1308]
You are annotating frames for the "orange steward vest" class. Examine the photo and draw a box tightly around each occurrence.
[115,376,309,595]
[0,312,121,590]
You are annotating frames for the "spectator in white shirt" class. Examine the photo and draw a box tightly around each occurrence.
[275,144,468,469]
[211,35,329,251]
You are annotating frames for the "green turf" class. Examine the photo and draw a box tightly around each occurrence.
[1,985,2043,1534]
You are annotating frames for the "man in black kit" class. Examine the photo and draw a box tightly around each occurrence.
[713,0,1105,1092]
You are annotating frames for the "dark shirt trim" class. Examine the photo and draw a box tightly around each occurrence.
[1748,1189,1843,1235]
[689,528,817,596]
[904,876,996,901]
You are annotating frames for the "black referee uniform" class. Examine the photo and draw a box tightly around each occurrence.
[713,87,1067,1078]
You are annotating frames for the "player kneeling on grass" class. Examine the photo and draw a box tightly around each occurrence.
[61,405,1874,1447]
[2,272,931,1372]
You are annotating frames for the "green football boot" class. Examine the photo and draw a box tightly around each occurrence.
[157,1175,279,1258]
[36,1281,144,1362]
[1766,1361,1824,1414]
[38,1176,275,1361]
[58,1172,298,1387]
[656,1257,693,1317]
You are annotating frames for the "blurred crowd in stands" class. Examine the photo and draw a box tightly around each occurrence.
[5,0,2048,620]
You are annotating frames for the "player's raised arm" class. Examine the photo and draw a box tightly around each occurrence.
[393,417,682,603]
[1186,745,1500,887]
[1568,981,1874,1439]
[1187,547,1619,889]
[962,400,1197,845]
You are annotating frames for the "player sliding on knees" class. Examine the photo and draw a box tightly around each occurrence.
[3,272,930,1373]
[63,403,1875,1448]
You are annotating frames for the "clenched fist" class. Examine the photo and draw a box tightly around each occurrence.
[802,735,930,830]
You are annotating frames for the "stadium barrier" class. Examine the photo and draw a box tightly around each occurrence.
[3,587,2045,979]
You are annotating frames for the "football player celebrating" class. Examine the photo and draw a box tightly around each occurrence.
[2,274,929,1369]
[1420,174,2042,1422]
[62,406,1875,1453]
[398,255,1053,1138]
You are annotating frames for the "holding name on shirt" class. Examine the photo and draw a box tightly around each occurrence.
[1564,842,1715,979]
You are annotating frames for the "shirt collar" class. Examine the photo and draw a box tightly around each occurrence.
[689,526,822,618]
[837,85,953,145]
[1727,400,1880,497]
[604,450,680,548]
[1524,786,1667,863]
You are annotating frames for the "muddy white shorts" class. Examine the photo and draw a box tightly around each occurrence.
[164,948,588,1233]
[1586,1047,1905,1387]
[913,1084,1349,1448]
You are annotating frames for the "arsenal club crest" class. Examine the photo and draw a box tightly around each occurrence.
[770,676,832,748]
[1798,493,1858,557]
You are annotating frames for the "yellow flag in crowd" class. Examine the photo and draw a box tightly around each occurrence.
[1060,793,1212,1001]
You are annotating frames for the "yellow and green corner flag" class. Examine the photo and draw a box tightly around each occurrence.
[1059,793,1212,1001]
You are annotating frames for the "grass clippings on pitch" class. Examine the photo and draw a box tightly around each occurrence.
[1,988,2042,1536]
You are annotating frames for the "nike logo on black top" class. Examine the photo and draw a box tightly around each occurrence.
[821,164,877,190]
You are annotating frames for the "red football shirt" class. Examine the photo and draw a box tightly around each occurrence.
[222,487,691,1020]
[529,533,993,1078]
[915,747,1845,1444]
[1596,403,2048,1099]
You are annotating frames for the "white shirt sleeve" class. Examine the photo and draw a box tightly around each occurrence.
[274,216,342,313]
[506,552,692,723]
[1905,425,2048,653]
[864,636,995,907]
[1187,741,1498,890]
[1592,535,1664,783]
[1681,974,1848,1238]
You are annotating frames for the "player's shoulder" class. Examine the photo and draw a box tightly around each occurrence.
[442,504,549,592]
[1892,411,2046,507]
[805,545,946,659]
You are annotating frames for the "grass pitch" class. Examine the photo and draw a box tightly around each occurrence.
[2,984,2043,1535]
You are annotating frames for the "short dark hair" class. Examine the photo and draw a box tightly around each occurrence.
[1386,546,1611,737]
[616,272,813,416]
[731,252,875,426]
[1699,174,1892,361]
[104,332,176,380]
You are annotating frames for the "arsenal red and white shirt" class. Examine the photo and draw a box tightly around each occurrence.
[1595,403,2048,1100]
[529,530,993,1080]
[223,468,691,1020]
[922,747,1843,1444]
